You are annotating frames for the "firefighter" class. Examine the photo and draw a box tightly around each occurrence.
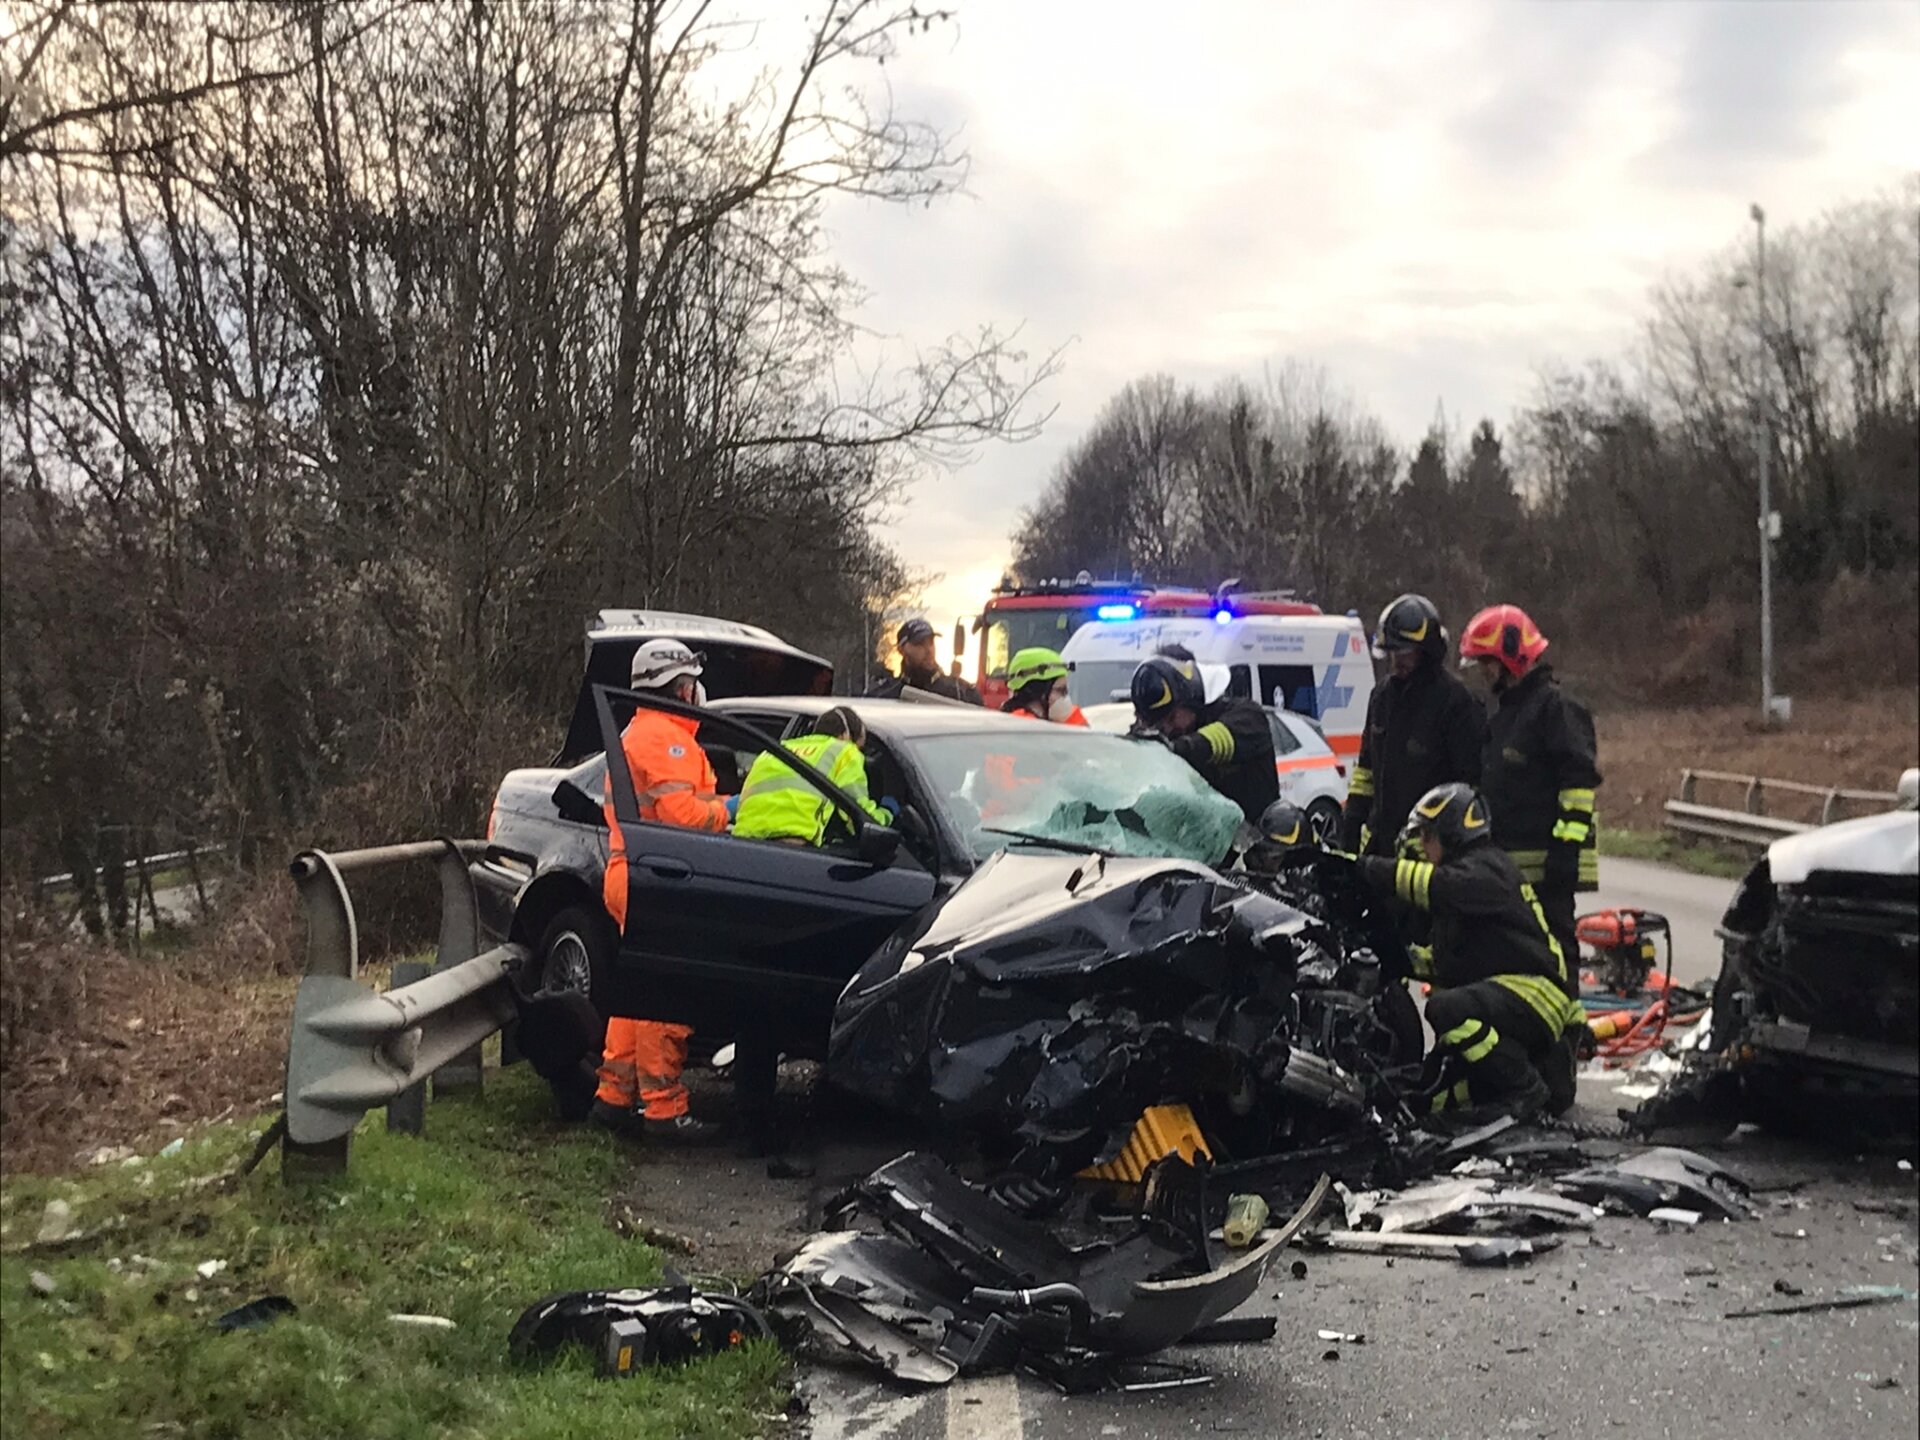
[1354,783,1581,1119]
[1246,799,1315,875]
[1129,653,1278,822]
[1458,604,1600,998]
[866,618,983,704]
[733,706,896,845]
[593,639,731,1144]
[1340,594,1486,857]
[1002,648,1088,725]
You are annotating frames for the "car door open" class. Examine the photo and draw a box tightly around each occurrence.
[592,685,937,1049]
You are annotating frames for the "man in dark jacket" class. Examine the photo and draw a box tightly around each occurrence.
[1130,653,1278,822]
[1355,783,1581,1118]
[866,618,982,704]
[1458,604,1600,995]
[1340,594,1486,856]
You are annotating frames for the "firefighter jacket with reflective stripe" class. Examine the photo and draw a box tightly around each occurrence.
[1482,665,1601,892]
[1358,845,1570,1002]
[865,670,984,705]
[1168,696,1278,822]
[733,734,891,845]
[601,710,728,932]
[1342,663,1487,855]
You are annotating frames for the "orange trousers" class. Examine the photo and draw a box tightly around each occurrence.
[596,1017,692,1118]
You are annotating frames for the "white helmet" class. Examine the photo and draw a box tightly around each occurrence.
[630,639,704,691]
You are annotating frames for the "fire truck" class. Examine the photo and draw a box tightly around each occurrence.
[957,573,1322,710]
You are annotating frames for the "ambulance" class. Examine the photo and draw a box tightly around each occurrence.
[1060,612,1375,771]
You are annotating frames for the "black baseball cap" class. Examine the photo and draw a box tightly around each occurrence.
[896,618,936,646]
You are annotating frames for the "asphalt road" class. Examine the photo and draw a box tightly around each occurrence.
[797,1130,1920,1440]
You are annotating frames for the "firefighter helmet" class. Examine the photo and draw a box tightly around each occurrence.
[1258,800,1312,849]
[1399,782,1494,854]
[1007,647,1070,691]
[630,639,704,691]
[1130,655,1205,723]
[1459,603,1549,680]
[1371,593,1446,662]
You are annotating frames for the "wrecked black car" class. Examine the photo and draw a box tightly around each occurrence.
[832,848,1422,1180]
[1637,770,1919,1143]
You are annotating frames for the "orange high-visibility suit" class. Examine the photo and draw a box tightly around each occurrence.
[597,709,730,1119]
[981,704,1090,818]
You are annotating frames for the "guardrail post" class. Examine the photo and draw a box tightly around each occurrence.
[431,837,485,1095]
[386,960,433,1133]
[1678,770,1696,804]
[1820,789,1840,825]
[1744,777,1762,815]
[284,848,360,1180]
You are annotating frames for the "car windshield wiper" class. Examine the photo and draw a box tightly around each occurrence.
[979,826,1106,856]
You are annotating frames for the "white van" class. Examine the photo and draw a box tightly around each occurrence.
[1061,613,1375,768]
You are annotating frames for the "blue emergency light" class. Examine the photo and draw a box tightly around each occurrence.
[1213,608,1233,624]
[1096,603,1138,621]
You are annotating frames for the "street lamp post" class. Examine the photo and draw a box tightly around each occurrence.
[1751,202,1780,727]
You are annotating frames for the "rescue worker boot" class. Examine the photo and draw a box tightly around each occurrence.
[642,1112,727,1146]
[589,1099,648,1141]
[1538,1027,1580,1117]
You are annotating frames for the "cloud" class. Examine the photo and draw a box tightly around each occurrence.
[806,0,1920,634]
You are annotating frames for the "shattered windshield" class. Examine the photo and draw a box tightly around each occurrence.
[902,728,1245,865]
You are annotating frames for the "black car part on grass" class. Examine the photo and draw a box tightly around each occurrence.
[829,850,1418,1181]
[752,1151,1328,1392]
[509,1283,773,1375]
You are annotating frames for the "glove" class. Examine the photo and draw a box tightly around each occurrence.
[724,794,741,821]
[878,796,901,819]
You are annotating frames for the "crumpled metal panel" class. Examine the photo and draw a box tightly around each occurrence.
[829,852,1314,1177]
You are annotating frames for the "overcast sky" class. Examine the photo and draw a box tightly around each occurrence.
[813,0,1920,645]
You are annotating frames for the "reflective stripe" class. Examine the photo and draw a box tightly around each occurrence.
[1347,766,1375,797]
[638,779,694,817]
[1577,852,1599,883]
[1439,1019,1485,1048]
[1395,858,1434,909]
[1557,788,1596,812]
[1491,972,1573,1034]
[1409,945,1436,979]
[1199,721,1235,762]
[1461,1025,1501,1064]
[1520,881,1569,983]
[1551,819,1591,843]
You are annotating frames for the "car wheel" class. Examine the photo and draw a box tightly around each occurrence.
[524,906,613,1122]
[1306,798,1342,846]
[537,905,610,1010]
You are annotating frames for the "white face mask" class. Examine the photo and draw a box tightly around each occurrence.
[1041,681,1073,722]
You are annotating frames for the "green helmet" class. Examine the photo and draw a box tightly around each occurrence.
[1007,647,1070,691]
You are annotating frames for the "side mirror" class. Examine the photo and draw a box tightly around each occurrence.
[552,778,605,826]
[952,621,967,660]
[856,822,903,866]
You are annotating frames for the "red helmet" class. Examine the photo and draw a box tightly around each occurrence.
[1459,604,1549,679]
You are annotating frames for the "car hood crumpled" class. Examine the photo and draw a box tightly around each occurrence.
[1767,808,1920,886]
[827,850,1317,1178]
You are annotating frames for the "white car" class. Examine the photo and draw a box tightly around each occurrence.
[1080,702,1349,839]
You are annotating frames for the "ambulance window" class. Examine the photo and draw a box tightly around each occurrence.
[1260,665,1318,717]
[1227,665,1253,699]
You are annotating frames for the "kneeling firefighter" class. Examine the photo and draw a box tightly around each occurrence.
[1129,654,1278,822]
[1354,783,1582,1118]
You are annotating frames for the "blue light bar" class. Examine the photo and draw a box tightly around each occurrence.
[1213,608,1234,624]
[1096,603,1138,621]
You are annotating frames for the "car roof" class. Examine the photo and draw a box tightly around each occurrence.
[710,695,1061,738]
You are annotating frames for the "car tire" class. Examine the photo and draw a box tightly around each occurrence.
[537,904,612,1012]
[1306,798,1342,846]
[527,906,613,1121]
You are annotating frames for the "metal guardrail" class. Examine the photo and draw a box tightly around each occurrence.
[1663,769,1900,850]
[281,836,528,1180]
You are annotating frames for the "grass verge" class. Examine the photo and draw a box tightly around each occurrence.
[0,1067,787,1440]
[1599,825,1755,880]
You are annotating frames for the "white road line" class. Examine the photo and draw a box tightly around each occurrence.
[943,1373,1023,1440]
